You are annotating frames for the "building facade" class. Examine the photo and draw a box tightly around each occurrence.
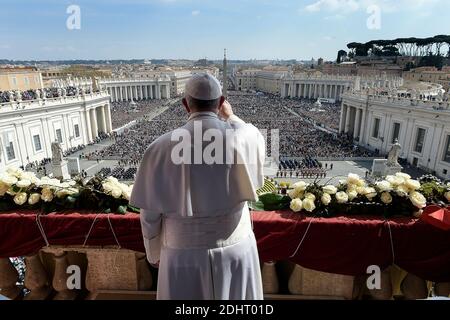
[0,67,44,91]
[340,90,450,179]
[0,90,112,170]
[100,77,171,102]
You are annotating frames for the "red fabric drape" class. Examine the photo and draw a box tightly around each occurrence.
[0,210,449,282]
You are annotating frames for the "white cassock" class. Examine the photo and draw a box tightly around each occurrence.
[130,111,265,300]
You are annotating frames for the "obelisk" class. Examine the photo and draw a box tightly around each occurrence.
[223,48,228,98]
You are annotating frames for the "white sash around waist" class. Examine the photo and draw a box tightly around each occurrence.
[161,203,253,249]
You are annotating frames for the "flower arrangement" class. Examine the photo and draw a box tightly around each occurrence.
[251,173,450,218]
[0,167,137,214]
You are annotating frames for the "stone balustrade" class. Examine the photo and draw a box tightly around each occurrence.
[1,247,448,300]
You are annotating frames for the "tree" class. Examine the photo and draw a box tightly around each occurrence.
[336,50,347,63]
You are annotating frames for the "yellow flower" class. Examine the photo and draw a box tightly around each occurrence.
[0,181,9,196]
[380,192,392,204]
[41,188,54,202]
[13,192,28,205]
[28,193,41,205]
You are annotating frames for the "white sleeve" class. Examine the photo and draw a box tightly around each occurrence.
[140,209,162,264]
[227,114,246,125]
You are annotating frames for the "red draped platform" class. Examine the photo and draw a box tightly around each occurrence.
[0,210,449,282]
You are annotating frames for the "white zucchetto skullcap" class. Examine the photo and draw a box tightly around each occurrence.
[185,73,222,100]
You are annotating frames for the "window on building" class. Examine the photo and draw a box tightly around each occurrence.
[6,142,15,161]
[74,124,80,138]
[372,118,380,138]
[443,135,450,163]
[392,122,401,143]
[33,134,42,151]
[414,128,426,153]
[56,129,63,143]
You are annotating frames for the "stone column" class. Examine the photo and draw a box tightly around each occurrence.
[344,106,352,133]
[119,86,123,101]
[339,105,346,133]
[84,109,93,143]
[156,85,161,99]
[98,106,107,133]
[90,108,98,139]
[360,108,367,143]
[104,105,113,133]
[124,86,128,101]
[354,108,361,140]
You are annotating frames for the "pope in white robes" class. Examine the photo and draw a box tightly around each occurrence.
[130,73,265,300]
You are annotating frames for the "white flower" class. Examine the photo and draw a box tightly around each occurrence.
[445,191,450,202]
[111,187,122,199]
[304,192,316,202]
[28,193,41,205]
[321,193,331,206]
[123,190,131,201]
[102,181,115,193]
[1,175,18,186]
[376,180,392,192]
[16,179,32,188]
[347,173,361,185]
[409,191,427,209]
[336,191,349,204]
[288,188,303,200]
[364,187,377,200]
[6,167,23,178]
[347,190,358,201]
[56,187,78,198]
[396,172,411,180]
[13,192,28,205]
[380,192,393,204]
[356,186,366,195]
[292,181,308,192]
[413,210,423,218]
[396,185,409,197]
[322,185,337,195]
[405,179,421,191]
[0,182,9,196]
[41,188,54,202]
[302,198,316,212]
[386,175,404,186]
[290,198,303,212]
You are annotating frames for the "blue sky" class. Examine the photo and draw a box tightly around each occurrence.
[0,0,449,60]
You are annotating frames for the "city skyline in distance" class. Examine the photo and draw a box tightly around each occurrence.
[1,0,449,61]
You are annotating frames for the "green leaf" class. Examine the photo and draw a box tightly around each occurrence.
[248,201,265,211]
[117,205,127,215]
[258,193,291,211]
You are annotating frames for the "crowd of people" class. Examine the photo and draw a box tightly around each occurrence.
[90,91,373,165]
[110,100,168,129]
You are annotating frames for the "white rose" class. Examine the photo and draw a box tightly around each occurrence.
[16,179,32,188]
[322,185,337,195]
[0,182,9,196]
[376,180,392,192]
[102,181,114,193]
[386,175,404,186]
[13,192,28,205]
[409,191,427,209]
[380,192,393,204]
[336,191,349,204]
[290,198,303,212]
[1,175,18,186]
[396,185,409,197]
[356,186,366,195]
[28,193,41,205]
[396,172,411,180]
[111,187,122,199]
[364,187,377,200]
[41,188,54,202]
[347,190,358,201]
[302,198,316,212]
[292,181,308,192]
[405,179,421,191]
[445,191,450,202]
[304,193,316,202]
[6,167,23,178]
[123,190,131,201]
[321,193,331,206]
[347,173,361,185]
[56,187,79,198]
[288,188,303,200]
